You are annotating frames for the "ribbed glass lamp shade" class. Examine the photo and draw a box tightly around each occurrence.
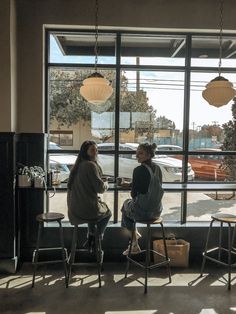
[202,76,236,108]
[80,72,113,105]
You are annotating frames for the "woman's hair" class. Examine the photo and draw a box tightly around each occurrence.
[138,142,157,158]
[67,140,96,189]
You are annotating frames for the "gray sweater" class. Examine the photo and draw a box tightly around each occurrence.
[67,160,108,224]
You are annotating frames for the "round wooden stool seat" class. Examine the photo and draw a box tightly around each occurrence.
[36,212,65,222]
[211,213,236,223]
[136,217,163,225]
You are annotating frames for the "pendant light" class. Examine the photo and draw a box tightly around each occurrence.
[80,0,113,106]
[202,0,236,107]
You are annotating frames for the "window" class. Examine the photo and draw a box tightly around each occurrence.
[46,30,236,224]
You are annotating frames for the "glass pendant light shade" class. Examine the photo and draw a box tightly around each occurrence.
[80,72,113,105]
[79,0,113,109]
[202,0,236,107]
[202,76,236,107]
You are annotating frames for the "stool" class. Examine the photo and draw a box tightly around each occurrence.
[32,213,68,288]
[200,213,236,290]
[125,217,171,293]
[68,220,104,288]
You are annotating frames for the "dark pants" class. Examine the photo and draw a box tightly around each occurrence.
[88,209,112,238]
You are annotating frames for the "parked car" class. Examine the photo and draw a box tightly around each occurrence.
[48,142,195,183]
[188,148,227,181]
[49,142,74,183]
[164,146,228,181]
[97,143,195,182]
[157,145,183,151]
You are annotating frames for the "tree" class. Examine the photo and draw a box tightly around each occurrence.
[49,69,156,128]
[49,70,93,127]
[156,116,175,130]
[221,98,236,180]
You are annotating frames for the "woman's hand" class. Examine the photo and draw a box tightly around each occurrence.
[101,176,108,182]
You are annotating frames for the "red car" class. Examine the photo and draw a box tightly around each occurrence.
[188,149,227,181]
[157,146,228,181]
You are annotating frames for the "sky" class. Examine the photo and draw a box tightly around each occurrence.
[49,36,235,130]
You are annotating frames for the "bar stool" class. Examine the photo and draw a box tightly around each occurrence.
[68,220,104,288]
[32,213,68,288]
[200,213,236,290]
[125,217,171,293]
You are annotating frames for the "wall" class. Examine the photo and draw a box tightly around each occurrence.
[0,0,17,132]
[15,0,236,133]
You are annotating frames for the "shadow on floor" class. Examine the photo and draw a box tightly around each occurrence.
[0,263,236,314]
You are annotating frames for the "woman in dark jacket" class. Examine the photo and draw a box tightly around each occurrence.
[121,143,163,255]
[67,140,111,248]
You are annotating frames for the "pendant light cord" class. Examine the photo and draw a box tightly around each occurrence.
[218,0,223,76]
[94,0,99,72]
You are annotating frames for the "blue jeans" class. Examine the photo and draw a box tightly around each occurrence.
[88,209,112,238]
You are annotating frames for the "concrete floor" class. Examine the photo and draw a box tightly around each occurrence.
[0,263,236,314]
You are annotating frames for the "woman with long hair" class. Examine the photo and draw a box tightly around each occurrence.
[67,140,111,250]
[121,143,164,255]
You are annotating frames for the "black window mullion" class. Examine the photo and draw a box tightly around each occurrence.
[113,33,121,223]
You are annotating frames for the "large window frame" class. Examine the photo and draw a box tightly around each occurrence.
[45,29,236,225]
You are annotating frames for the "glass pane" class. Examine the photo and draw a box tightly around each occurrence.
[187,153,236,182]
[187,191,236,221]
[191,35,236,67]
[189,72,236,151]
[49,191,68,219]
[97,153,115,181]
[121,34,185,66]
[162,192,181,222]
[48,67,116,150]
[49,32,116,64]
[119,70,192,182]
[49,152,76,183]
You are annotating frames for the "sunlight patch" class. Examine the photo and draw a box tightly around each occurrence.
[198,310,217,314]
[69,274,104,287]
[105,311,157,314]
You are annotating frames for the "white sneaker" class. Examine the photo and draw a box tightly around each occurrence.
[122,243,141,256]
[136,231,142,240]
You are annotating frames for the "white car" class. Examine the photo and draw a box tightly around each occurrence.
[49,142,75,183]
[157,144,183,151]
[48,142,195,183]
[97,143,195,182]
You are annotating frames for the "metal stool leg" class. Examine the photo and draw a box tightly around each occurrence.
[125,229,135,278]
[232,224,236,250]
[160,222,171,283]
[200,219,214,276]
[144,223,151,294]
[32,221,42,288]
[59,220,68,288]
[94,225,102,288]
[228,222,232,290]
[68,226,78,284]
[218,221,223,261]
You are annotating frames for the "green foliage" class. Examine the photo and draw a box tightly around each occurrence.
[221,99,236,180]
[49,69,155,127]
[49,70,94,127]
